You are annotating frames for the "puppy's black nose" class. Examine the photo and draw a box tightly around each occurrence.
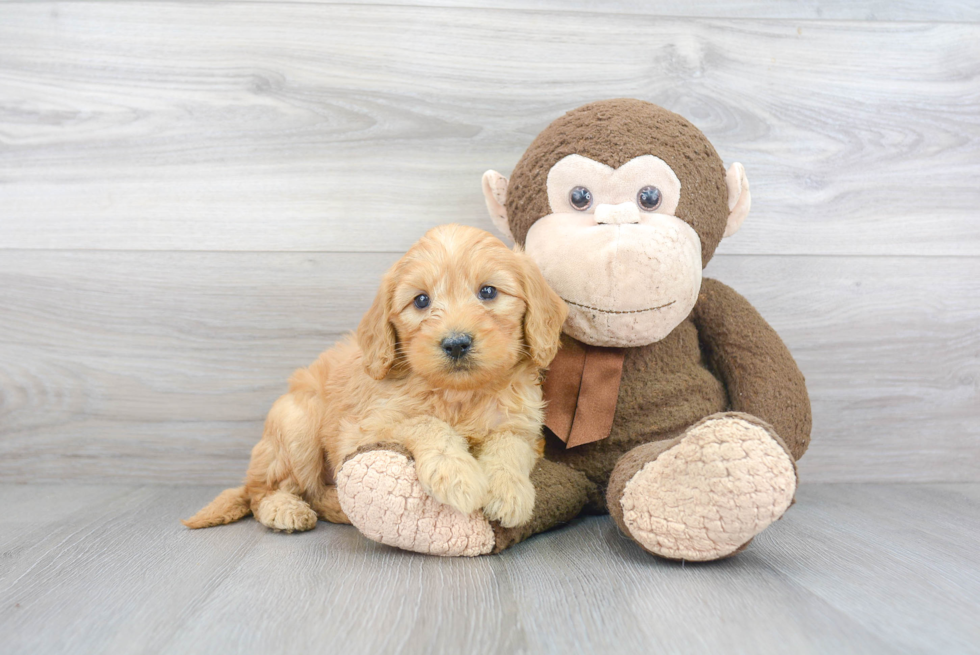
[441,333,473,360]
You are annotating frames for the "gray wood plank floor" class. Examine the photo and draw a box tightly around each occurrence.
[1,483,977,654]
[3,253,978,484]
[2,4,978,257]
[2,2,979,487]
[2,2,977,652]
[176,0,980,22]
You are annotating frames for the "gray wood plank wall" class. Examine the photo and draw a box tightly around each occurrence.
[1,1,978,484]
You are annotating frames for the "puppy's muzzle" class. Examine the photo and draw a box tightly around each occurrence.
[441,333,473,362]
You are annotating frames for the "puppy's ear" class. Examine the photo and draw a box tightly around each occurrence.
[519,251,568,368]
[356,274,398,380]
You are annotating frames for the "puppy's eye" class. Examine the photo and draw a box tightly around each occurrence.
[413,294,430,309]
[637,185,662,211]
[478,285,497,301]
[569,186,593,211]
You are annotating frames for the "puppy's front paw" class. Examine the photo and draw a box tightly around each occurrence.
[483,472,535,528]
[415,453,489,516]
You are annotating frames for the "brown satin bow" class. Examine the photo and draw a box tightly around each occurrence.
[542,338,626,448]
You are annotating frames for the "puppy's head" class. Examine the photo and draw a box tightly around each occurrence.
[357,224,568,390]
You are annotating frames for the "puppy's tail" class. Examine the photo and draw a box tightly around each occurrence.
[182,486,251,529]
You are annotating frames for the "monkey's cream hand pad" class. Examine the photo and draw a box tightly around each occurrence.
[620,415,796,561]
[336,448,495,557]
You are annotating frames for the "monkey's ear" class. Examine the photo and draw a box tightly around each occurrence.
[356,275,398,380]
[482,170,514,243]
[724,163,751,238]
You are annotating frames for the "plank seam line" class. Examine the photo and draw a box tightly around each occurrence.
[1,1,978,25]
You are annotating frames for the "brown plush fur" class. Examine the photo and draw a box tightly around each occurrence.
[536,278,811,503]
[490,457,593,554]
[693,279,812,460]
[184,224,568,532]
[487,99,811,553]
[505,98,730,264]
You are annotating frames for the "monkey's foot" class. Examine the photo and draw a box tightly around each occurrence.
[335,444,495,557]
[617,413,797,561]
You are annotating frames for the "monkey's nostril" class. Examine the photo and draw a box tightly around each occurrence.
[441,333,473,361]
[595,202,641,225]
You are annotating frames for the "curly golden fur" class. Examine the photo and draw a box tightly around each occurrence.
[183,224,568,532]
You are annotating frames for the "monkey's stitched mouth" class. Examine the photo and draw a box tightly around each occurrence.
[562,298,676,315]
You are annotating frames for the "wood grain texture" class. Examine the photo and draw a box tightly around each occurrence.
[10,0,980,22]
[0,483,977,654]
[324,1,979,22]
[23,0,976,21]
[1,3,978,485]
[1,3,978,255]
[1,251,977,484]
[757,483,980,653]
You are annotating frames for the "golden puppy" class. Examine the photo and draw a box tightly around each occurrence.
[184,224,568,533]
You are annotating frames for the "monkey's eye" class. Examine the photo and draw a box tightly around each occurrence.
[414,294,430,309]
[637,186,663,211]
[478,285,497,301]
[569,186,593,211]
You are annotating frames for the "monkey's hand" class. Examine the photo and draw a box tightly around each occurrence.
[336,443,496,557]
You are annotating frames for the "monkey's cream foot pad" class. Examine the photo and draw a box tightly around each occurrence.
[620,415,797,561]
[336,448,495,557]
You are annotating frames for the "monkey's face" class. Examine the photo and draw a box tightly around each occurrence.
[482,100,751,349]
[522,154,702,347]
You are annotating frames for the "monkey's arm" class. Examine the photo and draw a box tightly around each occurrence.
[692,277,811,460]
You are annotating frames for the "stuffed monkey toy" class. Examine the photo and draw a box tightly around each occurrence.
[335,99,811,561]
